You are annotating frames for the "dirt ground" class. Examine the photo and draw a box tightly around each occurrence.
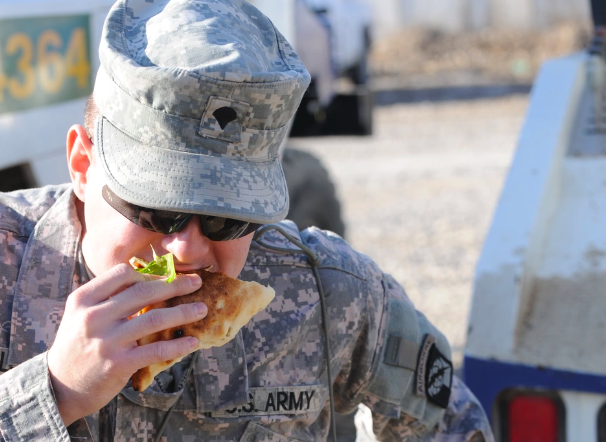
[370,21,590,88]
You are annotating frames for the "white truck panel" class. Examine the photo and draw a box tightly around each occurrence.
[466,53,587,364]
[0,99,85,171]
[537,156,606,279]
[464,50,606,438]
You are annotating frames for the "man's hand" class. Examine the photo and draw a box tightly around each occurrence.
[47,264,205,426]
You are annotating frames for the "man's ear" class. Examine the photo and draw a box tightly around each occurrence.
[66,124,94,202]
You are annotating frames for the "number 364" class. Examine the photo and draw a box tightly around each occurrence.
[0,27,90,102]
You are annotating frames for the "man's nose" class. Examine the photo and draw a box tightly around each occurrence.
[160,215,211,262]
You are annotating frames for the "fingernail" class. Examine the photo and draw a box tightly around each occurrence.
[188,337,198,348]
[194,303,207,316]
[188,274,202,287]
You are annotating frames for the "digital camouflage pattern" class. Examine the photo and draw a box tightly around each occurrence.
[94,0,311,224]
[0,186,494,442]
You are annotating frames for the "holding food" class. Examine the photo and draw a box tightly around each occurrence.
[129,252,275,391]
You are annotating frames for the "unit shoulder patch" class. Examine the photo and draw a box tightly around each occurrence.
[414,334,453,409]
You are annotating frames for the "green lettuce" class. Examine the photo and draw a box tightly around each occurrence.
[135,246,176,283]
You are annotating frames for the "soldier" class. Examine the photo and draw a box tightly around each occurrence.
[0,0,493,441]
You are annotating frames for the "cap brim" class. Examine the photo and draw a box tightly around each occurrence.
[95,117,289,224]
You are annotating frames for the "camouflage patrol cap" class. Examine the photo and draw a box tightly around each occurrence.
[93,0,311,223]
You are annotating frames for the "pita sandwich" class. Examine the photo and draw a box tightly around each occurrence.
[130,266,274,391]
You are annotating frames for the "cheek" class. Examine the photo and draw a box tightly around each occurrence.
[82,194,160,272]
[214,235,253,278]
[85,193,128,243]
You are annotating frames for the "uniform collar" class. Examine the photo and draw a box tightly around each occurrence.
[8,188,81,367]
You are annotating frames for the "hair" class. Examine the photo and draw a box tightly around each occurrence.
[84,94,100,143]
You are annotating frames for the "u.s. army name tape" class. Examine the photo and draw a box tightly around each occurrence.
[414,334,453,409]
[212,385,326,418]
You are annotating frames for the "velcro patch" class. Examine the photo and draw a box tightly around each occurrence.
[384,335,419,371]
[198,97,252,143]
[414,335,453,409]
[211,386,325,418]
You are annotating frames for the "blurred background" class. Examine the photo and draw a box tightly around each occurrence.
[0,0,599,440]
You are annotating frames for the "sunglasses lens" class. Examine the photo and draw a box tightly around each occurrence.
[201,216,256,241]
[137,211,185,234]
[138,212,194,234]
[102,185,259,240]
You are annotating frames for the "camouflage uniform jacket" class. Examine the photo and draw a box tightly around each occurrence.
[0,186,493,442]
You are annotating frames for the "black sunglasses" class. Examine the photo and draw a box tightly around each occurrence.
[102,185,261,240]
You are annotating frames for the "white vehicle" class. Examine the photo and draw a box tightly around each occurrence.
[464,25,606,442]
[0,0,115,189]
[304,0,371,78]
[290,0,373,136]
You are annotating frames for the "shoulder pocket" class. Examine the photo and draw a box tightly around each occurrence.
[364,276,453,430]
